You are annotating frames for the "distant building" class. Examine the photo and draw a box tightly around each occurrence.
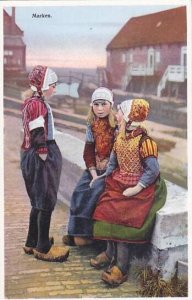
[4,8,26,72]
[105,6,187,99]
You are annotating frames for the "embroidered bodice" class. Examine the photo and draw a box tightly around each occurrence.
[92,118,114,160]
[83,117,115,170]
[114,130,143,176]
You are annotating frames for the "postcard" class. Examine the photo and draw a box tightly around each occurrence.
[1,0,191,299]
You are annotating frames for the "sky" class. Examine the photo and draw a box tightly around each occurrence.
[3,2,183,69]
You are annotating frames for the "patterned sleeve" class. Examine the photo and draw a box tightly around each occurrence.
[83,142,96,168]
[139,157,160,187]
[140,137,158,159]
[27,100,47,123]
[139,137,159,187]
[23,100,48,154]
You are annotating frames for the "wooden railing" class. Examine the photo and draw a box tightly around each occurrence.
[130,64,154,76]
[157,65,187,97]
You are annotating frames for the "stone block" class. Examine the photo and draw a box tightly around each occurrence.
[177,260,188,281]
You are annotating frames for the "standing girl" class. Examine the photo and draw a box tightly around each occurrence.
[90,99,167,286]
[21,65,69,262]
[62,87,116,246]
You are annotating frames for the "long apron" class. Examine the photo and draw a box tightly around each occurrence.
[21,141,62,211]
[93,177,167,243]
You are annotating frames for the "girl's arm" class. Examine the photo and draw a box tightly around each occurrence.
[138,156,160,187]
[90,150,117,187]
[105,151,118,176]
[23,100,48,159]
[123,157,159,197]
[31,102,48,160]
[92,150,118,180]
[83,124,97,177]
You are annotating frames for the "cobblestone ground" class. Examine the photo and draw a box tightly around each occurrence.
[4,114,140,299]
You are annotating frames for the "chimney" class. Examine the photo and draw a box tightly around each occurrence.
[11,7,15,35]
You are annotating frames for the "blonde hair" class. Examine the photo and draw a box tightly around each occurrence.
[118,119,127,138]
[22,88,34,100]
[87,107,116,128]
[22,88,47,101]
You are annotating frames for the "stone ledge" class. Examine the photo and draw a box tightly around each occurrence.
[151,181,187,250]
[55,131,188,280]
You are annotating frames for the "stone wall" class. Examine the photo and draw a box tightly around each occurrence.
[113,91,187,128]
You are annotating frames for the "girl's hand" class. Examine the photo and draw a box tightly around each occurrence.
[90,173,106,188]
[123,184,143,197]
[90,175,99,188]
[89,167,97,187]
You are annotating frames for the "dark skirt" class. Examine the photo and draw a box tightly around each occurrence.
[68,169,106,237]
[21,141,62,211]
[93,177,167,243]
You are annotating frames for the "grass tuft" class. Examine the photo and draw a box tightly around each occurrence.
[135,266,188,297]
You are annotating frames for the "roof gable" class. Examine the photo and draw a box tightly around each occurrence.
[107,6,186,50]
[4,9,23,36]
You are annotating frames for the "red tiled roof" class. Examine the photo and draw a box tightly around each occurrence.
[107,6,186,50]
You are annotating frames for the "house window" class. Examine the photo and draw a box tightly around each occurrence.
[148,48,155,70]
[149,55,153,68]
[156,51,160,63]
[17,59,21,65]
[181,47,187,66]
[4,50,13,56]
[183,54,187,66]
[107,52,111,68]
[129,53,133,63]
[122,53,126,63]
[4,58,7,64]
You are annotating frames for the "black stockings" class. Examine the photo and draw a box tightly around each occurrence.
[106,241,130,275]
[25,207,52,253]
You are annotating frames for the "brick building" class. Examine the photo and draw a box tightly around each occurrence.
[105,6,187,99]
[4,8,26,73]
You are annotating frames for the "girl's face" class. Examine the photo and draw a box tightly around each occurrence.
[116,109,124,125]
[92,100,111,118]
[43,83,57,99]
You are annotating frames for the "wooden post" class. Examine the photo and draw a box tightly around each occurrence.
[168,82,171,101]
[175,84,179,99]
